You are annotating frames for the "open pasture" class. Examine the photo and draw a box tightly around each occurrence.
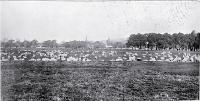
[1,61,199,101]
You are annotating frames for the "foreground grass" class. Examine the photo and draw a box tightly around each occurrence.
[1,61,199,101]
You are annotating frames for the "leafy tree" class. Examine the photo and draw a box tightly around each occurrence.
[127,33,147,49]
[62,41,87,49]
[126,30,200,51]
[163,33,173,49]
[112,42,125,48]
[1,40,7,48]
[30,40,38,48]
[43,40,52,48]
[193,32,200,51]
[42,40,57,48]
[93,41,105,48]
[22,40,31,48]
[15,40,22,48]
[4,39,16,48]
[52,40,58,48]
[146,33,157,50]
[62,42,71,48]
[188,31,197,51]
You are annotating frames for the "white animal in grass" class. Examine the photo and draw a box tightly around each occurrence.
[190,55,199,62]
[110,59,116,61]
[173,56,181,62]
[42,58,50,61]
[60,53,68,57]
[191,54,200,62]
[1,57,8,61]
[161,51,166,55]
[128,55,136,61]
[109,51,115,55]
[102,51,106,56]
[116,57,123,61]
[160,56,165,61]
[182,55,190,62]
[68,56,78,61]
[29,58,37,61]
[122,56,128,60]
[82,57,88,61]
[85,54,90,57]
[53,96,61,101]
[155,55,158,59]
[59,56,65,61]
[143,59,148,61]
[94,56,98,59]
[94,51,99,53]
[126,52,132,55]
[50,58,57,61]
[142,54,146,56]
[195,55,200,62]
[132,53,138,56]
[165,58,170,62]
[149,57,156,61]
[13,56,18,61]
[92,52,95,55]
[86,58,91,61]
[187,55,193,62]
[168,56,174,61]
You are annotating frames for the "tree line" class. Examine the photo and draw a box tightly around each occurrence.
[1,30,199,51]
[0,40,108,49]
[1,39,58,48]
[126,30,200,51]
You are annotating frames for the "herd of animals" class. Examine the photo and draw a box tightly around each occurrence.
[1,49,200,62]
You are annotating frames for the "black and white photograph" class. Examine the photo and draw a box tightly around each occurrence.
[1,0,200,101]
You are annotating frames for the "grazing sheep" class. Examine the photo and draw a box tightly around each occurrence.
[116,57,123,61]
[128,55,136,61]
[149,57,156,61]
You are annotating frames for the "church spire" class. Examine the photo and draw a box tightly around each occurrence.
[85,35,87,42]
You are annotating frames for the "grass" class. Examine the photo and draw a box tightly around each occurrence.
[1,61,199,101]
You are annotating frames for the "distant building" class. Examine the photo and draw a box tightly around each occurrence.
[84,36,95,49]
[105,38,113,48]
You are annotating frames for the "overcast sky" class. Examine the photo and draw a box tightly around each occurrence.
[1,1,200,42]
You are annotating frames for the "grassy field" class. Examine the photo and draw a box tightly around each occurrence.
[1,61,199,101]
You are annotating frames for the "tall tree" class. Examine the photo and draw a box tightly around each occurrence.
[7,39,15,48]
[146,33,157,50]
[126,33,147,49]
[31,40,38,48]
[15,40,22,48]
[93,41,105,48]
[22,40,31,48]
[42,40,52,48]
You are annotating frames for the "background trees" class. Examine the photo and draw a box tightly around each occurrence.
[42,40,58,48]
[126,30,200,51]
[93,41,105,48]
[62,41,87,49]
[1,30,199,51]
[31,40,38,48]
[126,33,146,49]
[112,42,125,48]
[146,33,159,50]
[22,40,31,48]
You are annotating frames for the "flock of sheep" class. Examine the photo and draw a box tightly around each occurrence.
[1,49,200,63]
